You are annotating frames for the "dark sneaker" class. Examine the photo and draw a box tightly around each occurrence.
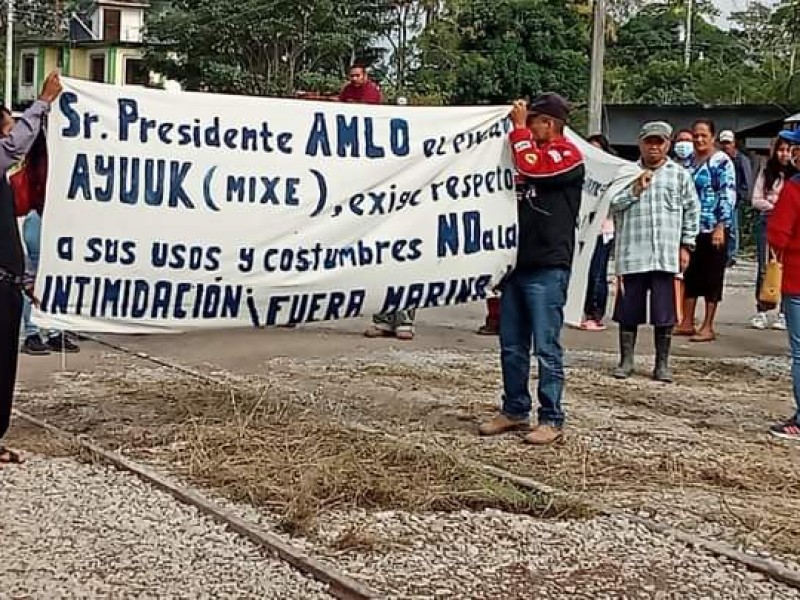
[47,334,80,353]
[769,419,800,441]
[22,334,50,355]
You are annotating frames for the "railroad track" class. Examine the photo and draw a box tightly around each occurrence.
[14,333,800,597]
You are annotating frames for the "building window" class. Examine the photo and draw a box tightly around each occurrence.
[90,55,105,83]
[21,55,35,86]
[103,8,121,42]
[124,58,147,85]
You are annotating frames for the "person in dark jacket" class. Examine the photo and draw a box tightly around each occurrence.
[0,71,62,466]
[479,93,585,446]
[718,130,753,267]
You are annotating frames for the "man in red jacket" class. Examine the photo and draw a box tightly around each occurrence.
[479,93,585,445]
[338,64,382,105]
[767,128,800,440]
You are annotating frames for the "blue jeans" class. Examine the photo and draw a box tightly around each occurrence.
[583,236,613,321]
[21,212,48,339]
[499,268,569,427]
[785,295,800,424]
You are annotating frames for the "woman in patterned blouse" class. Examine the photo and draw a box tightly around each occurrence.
[675,119,737,342]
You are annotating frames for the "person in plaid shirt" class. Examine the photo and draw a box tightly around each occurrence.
[609,122,700,382]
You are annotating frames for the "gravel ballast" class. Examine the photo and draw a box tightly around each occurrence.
[308,509,800,599]
[0,457,333,599]
[7,454,800,599]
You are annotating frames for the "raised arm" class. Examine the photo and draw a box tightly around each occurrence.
[0,71,62,175]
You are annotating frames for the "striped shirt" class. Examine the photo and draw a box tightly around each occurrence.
[686,151,736,233]
[610,159,700,276]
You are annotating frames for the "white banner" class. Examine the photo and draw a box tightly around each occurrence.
[35,79,636,333]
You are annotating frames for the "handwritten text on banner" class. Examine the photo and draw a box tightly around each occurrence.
[36,79,637,333]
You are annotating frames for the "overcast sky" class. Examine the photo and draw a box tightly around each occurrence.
[713,0,780,27]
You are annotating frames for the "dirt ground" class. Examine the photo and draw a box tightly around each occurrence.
[10,262,800,571]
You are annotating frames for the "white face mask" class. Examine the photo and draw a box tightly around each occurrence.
[674,141,693,159]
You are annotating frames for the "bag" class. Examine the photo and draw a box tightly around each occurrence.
[9,160,33,217]
[758,248,783,308]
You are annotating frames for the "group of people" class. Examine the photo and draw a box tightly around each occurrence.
[593,125,800,337]
[2,69,800,469]
[478,92,800,445]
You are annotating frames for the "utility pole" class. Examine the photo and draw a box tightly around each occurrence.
[588,0,606,135]
[684,0,693,68]
[4,0,13,108]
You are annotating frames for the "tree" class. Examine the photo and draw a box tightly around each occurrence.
[603,1,795,105]
[423,0,590,105]
[412,0,466,103]
[143,0,389,96]
[772,0,800,99]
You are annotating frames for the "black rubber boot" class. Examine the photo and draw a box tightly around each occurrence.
[653,326,673,382]
[613,327,637,379]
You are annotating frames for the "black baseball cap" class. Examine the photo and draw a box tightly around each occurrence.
[527,93,571,122]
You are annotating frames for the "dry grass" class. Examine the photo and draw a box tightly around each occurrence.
[250,354,800,556]
[18,366,592,536]
[15,350,800,557]
[4,418,81,459]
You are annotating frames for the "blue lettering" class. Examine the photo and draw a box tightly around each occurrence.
[364,118,384,158]
[57,237,74,261]
[390,119,410,156]
[305,112,332,157]
[463,211,482,254]
[437,213,459,257]
[59,92,81,138]
[120,157,140,204]
[131,280,149,318]
[174,283,191,318]
[228,176,245,202]
[67,154,91,200]
[285,178,299,206]
[94,155,114,202]
[336,116,359,157]
[169,162,193,208]
[151,280,171,318]
[145,160,166,205]
[118,98,139,142]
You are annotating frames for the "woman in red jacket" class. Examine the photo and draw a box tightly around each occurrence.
[766,129,800,440]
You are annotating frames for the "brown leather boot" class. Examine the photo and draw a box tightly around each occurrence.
[524,425,564,446]
[478,414,529,436]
